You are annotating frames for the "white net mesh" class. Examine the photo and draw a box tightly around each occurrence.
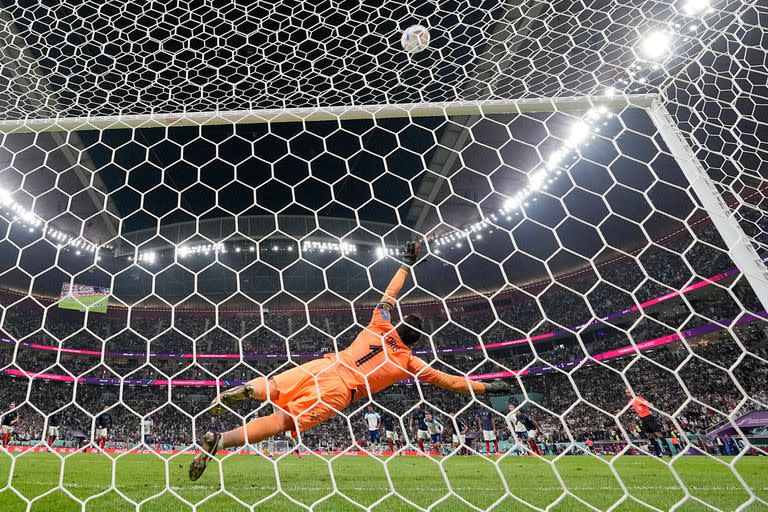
[0,0,767,511]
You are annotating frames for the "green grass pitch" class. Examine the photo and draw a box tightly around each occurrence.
[57,294,109,313]
[0,452,765,511]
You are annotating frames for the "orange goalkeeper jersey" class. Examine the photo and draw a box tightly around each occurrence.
[325,268,484,399]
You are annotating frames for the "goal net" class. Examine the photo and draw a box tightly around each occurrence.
[0,0,766,511]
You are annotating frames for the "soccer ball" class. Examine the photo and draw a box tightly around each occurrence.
[401,25,430,54]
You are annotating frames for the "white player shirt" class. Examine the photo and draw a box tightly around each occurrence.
[425,418,443,435]
[508,413,526,433]
[364,412,380,431]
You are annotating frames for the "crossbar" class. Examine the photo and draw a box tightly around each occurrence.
[0,94,658,133]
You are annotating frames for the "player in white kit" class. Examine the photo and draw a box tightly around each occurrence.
[424,412,444,457]
[363,406,381,453]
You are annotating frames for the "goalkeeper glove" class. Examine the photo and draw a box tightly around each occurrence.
[401,240,421,266]
[483,379,512,394]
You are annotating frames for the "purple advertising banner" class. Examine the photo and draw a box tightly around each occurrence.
[2,258,759,362]
[5,311,766,387]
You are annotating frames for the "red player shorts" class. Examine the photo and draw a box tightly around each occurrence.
[271,358,352,434]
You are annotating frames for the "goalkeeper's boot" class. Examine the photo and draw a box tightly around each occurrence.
[208,384,254,416]
[189,431,221,481]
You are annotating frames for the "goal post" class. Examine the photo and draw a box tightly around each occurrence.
[648,100,768,313]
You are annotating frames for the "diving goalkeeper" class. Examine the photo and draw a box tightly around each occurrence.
[189,241,510,480]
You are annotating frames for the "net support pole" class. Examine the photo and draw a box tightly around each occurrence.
[648,100,768,313]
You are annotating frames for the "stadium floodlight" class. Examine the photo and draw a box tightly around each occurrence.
[566,121,590,147]
[504,196,521,210]
[0,188,11,205]
[640,30,673,59]
[682,0,709,16]
[546,151,565,170]
[528,170,548,190]
[138,251,156,264]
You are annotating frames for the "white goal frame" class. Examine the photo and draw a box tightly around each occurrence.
[1,91,764,312]
[0,95,656,133]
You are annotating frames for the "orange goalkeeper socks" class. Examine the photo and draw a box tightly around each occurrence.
[221,412,293,448]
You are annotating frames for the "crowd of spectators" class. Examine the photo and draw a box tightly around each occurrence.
[1,222,766,454]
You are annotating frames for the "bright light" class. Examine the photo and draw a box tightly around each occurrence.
[375,247,384,259]
[566,121,590,147]
[546,150,564,169]
[528,170,548,190]
[604,87,617,97]
[640,30,672,59]
[682,0,709,16]
[0,188,11,206]
[505,197,521,210]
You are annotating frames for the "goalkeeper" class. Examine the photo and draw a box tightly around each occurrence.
[190,241,510,480]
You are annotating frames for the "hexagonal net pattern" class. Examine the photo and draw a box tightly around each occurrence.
[0,0,766,511]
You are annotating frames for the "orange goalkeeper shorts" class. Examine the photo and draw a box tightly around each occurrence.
[271,358,352,434]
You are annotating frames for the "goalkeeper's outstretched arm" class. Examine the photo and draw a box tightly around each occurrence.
[407,357,511,395]
[375,240,421,315]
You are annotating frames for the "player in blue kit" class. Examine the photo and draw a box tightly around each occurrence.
[507,397,542,455]
[409,408,430,454]
[382,411,401,453]
[477,408,498,455]
[451,417,469,455]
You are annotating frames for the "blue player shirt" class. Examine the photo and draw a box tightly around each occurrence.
[479,410,494,431]
[382,413,397,431]
[412,410,428,431]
